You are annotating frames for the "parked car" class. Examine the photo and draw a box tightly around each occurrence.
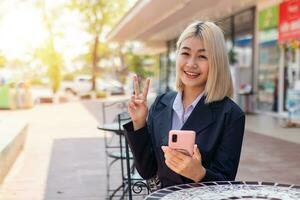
[96,78,124,95]
[61,75,124,96]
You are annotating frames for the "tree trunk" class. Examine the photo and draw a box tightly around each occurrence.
[92,34,99,91]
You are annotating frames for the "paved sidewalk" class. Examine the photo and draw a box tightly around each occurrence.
[0,100,113,200]
[237,131,300,184]
[0,99,299,200]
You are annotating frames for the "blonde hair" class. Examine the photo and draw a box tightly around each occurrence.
[175,21,233,103]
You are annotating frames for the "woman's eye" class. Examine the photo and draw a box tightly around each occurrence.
[181,52,189,56]
[199,55,207,59]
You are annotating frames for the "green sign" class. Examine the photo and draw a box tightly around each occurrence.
[259,5,278,30]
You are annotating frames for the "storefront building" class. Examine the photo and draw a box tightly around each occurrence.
[257,0,300,120]
[108,0,300,118]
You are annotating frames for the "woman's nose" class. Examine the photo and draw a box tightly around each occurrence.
[186,57,197,68]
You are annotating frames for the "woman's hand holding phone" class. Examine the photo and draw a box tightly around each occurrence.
[127,75,150,131]
[161,145,206,183]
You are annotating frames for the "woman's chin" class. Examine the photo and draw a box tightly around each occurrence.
[182,80,206,89]
[183,83,201,89]
[182,79,199,86]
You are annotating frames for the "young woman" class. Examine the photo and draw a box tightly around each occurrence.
[124,21,245,188]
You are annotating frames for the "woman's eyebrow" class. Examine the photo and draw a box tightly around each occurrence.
[181,46,191,51]
[181,46,206,52]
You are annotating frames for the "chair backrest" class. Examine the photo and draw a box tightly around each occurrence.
[101,100,129,150]
[101,100,127,125]
[116,111,131,129]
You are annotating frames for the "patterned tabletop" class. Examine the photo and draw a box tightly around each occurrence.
[144,181,300,200]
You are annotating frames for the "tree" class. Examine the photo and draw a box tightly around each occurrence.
[126,53,155,81]
[80,42,112,72]
[67,0,128,91]
[34,0,63,94]
[35,39,62,94]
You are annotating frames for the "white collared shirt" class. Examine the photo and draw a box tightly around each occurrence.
[172,91,204,130]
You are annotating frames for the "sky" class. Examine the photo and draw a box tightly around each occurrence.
[0,0,93,70]
[0,0,137,72]
[0,1,46,60]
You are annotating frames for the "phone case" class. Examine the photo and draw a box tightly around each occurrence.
[168,130,196,156]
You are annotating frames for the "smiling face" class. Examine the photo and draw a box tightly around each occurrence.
[176,36,209,93]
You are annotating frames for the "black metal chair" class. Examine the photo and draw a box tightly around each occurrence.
[99,100,131,199]
[99,100,156,199]
[116,113,150,200]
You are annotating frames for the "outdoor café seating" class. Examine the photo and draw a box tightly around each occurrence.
[98,100,150,199]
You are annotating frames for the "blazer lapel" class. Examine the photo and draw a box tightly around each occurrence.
[154,92,176,146]
[154,92,185,184]
[181,96,215,134]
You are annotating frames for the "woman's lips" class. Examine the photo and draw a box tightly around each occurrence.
[184,71,200,79]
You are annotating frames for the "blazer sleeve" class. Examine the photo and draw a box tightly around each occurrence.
[123,101,158,179]
[202,109,245,182]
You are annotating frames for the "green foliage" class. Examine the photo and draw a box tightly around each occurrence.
[67,0,128,34]
[126,53,155,81]
[96,91,107,98]
[62,73,75,81]
[35,40,62,94]
[98,43,111,59]
[48,63,61,94]
[30,77,44,86]
[36,0,63,94]
[127,54,144,79]
[34,0,65,94]
[0,53,6,68]
[67,0,129,90]
[81,42,112,67]
[228,48,237,65]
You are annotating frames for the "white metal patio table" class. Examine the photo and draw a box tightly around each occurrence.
[144,181,300,200]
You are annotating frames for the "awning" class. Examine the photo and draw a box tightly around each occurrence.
[107,0,256,52]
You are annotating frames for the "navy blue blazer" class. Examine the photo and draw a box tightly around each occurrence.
[124,91,245,188]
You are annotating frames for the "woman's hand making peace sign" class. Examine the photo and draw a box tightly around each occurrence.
[128,75,150,131]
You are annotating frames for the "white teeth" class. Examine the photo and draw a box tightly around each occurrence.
[185,71,199,76]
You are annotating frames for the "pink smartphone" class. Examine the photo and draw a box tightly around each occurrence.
[168,130,196,156]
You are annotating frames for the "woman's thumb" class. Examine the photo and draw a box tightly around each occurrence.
[193,144,201,160]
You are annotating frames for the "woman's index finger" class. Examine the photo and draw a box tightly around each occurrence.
[142,78,150,98]
[133,75,140,97]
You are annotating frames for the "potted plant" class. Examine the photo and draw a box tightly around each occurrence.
[228,48,237,65]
